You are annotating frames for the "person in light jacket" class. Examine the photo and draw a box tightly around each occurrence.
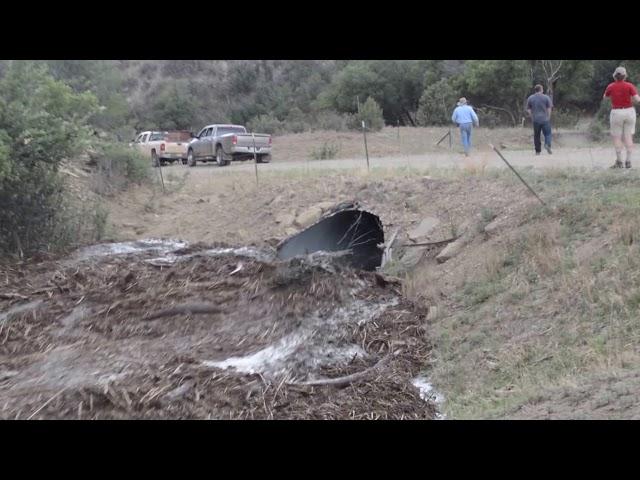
[451,97,479,156]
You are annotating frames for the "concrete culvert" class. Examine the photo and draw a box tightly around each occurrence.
[276,205,384,271]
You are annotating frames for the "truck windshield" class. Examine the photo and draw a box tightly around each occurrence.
[217,127,246,136]
[149,132,168,141]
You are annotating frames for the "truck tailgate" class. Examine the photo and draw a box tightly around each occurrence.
[235,134,270,148]
[164,142,188,155]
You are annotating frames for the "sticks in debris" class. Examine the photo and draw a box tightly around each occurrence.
[144,303,224,321]
[380,228,400,268]
[489,144,546,206]
[402,236,459,248]
[27,387,67,420]
[0,293,29,301]
[288,353,392,389]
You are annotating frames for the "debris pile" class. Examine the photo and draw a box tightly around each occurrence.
[0,238,437,419]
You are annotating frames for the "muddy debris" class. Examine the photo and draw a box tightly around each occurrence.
[0,239,438,419]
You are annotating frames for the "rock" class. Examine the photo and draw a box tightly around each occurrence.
[269,194,283,206]
[483,217,505,234]
[284,227,298,237]
[435,215,482,264]
[315,201,336,213]
[399,247,427,268]
[294,206,323,228]
[436,230,474,263]
[275,212,296,226]
[426,306,439,321]
[408,217,441,241]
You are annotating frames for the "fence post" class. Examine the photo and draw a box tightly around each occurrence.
[251,133,259,186]
[362,121,370,172]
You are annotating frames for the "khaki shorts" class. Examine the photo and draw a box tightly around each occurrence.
[610,107,637,137]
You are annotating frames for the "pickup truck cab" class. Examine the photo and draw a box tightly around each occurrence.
[132,131,190,166]
[186,124,272,167]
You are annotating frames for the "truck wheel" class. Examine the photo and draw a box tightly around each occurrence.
[257,154,271,164]
[181,158,187,165]
[187,149,196,167]
[216,146,229,166]
[151,151,159,167]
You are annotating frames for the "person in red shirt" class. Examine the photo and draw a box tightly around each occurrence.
[603,66,640,168]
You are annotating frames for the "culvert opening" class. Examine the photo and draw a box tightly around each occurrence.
[276,206,384,271]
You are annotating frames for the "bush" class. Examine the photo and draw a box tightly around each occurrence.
[552,108,581,128]
[247,114,285,135]
[0,61,99,256]
[311,111,350,131]
[417,77,459,126]
[349,97,384,132]
[92,143,151,195]
[310,141,340,160]
[474,108,503,129]
[283,107,308,134]
[588,120,607,142]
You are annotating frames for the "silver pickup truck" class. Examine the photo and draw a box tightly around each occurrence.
[186,124,272,167]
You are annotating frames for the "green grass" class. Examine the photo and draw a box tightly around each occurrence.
[424,168,640,418]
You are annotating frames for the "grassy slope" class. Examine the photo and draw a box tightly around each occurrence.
[414,168,640,418]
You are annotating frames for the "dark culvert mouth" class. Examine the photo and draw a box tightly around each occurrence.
[276,206,385,271]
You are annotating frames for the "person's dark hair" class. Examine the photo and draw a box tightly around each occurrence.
[614,72,626,81]
[534,84,543,93]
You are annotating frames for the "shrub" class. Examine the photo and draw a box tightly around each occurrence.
[247,114,285,135]
[310,141,340,160]
[311,111,350,131]
[349,97,384,132]
[92,142,151,195]
[552,108,581,128]
[0,61,99,256]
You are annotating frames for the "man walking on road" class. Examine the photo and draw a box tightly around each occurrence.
[451,97,479,157]
[604,66,640,168]
[526,85,553,155]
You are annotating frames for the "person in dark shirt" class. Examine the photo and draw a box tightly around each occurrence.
[603,66,640,168]
[526,85,553,155]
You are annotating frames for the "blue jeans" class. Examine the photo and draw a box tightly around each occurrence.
[459,123,473,154]
[533,120,552,153]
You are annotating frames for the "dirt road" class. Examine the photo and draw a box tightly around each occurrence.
[174,146,616,176]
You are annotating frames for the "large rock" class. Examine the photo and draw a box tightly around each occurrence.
[315,201,336,213]
[399,247,427,269]
[435,216,481,264]
[275,212,296,226]
[294,206,323,228]
[408,217,440,241]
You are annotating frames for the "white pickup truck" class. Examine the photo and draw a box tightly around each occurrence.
[186,124,272,167]
[131,131,191,166]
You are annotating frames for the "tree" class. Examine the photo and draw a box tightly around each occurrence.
[417,77,461,126]
[0,61,98,255]
[538,60,563,101]
[144,81,198,130]
[462,60,531,126]
[322,60,432,126]
[356,97,384,131]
